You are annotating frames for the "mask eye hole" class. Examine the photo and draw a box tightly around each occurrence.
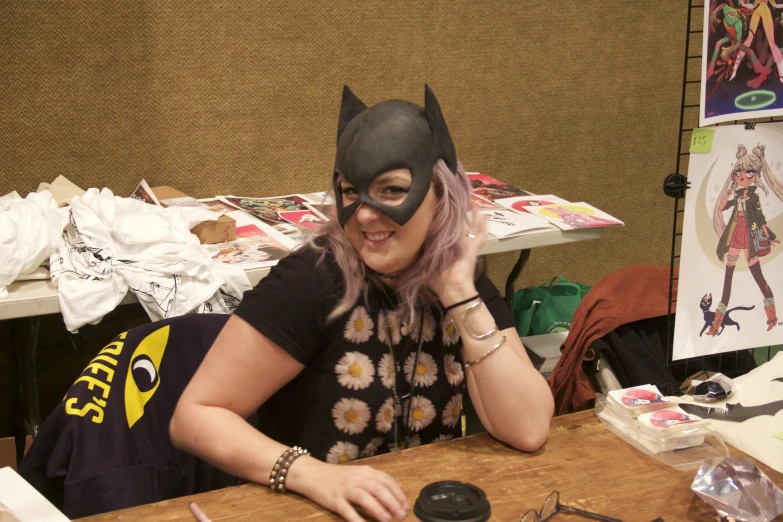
[131,355,159,392]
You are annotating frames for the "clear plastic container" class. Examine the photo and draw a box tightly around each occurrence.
[595,393,730,471]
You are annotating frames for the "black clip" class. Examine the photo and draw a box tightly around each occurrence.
[744,119,757,130]
[663,173,690,199]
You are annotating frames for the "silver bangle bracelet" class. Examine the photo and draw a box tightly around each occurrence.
[460,300,498,340]
[464,334,508,369]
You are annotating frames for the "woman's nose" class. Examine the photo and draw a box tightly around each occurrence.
[355,203,381,222]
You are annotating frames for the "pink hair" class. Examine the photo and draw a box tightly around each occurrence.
[305,159,471,322]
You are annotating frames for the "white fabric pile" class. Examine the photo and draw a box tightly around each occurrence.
[50,188,251,332]
[677,352,783,474]
[0,191,68,298]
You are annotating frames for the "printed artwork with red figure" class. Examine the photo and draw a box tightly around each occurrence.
[466,172,530,201]
[621,388,666,408]
[278,209,325,229]
[701,0,783,125]
[213,224,290,267]
[648,409,699,428]
[496,195,570,214]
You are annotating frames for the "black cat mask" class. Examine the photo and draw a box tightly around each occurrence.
[333,85,458,227]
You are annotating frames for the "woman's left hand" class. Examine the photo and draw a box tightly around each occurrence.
[429,203,488,303]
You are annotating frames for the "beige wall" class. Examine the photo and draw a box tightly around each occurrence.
[1,1,688,292]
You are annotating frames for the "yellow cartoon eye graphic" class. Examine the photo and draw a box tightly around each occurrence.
[124,325,170,428]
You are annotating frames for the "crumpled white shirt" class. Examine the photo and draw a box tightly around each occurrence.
[677,352,783,474]
[0,191,68,298]
[50,188,252,332]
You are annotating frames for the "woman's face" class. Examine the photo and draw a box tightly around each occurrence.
[734,169,757,188]
[340,169,438,275]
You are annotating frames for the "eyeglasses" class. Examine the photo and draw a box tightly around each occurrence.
[520,491,624,522]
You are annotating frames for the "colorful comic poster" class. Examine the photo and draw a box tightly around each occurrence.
[217,196,299,233]
[129,179,162,206]
[495,195,569,214]
[466,172,530,201]
[701,0,783,125]
[523,203,624,230]
[211,211,295,269]
[674,124,783,360]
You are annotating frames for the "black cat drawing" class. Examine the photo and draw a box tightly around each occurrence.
[700,293,755,337]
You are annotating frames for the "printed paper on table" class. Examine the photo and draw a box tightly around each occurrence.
[211,211,296,269]
[495,195,570,214]
[466,172,530,201]
[480,209,556,239]
[523,203,624,231]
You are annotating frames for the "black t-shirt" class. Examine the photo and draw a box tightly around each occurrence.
[235,244,513,463]
[19,314,246,519]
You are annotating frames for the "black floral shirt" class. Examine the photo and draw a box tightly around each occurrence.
[234,245,513,463]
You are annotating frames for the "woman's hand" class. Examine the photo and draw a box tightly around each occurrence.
[429,203,488,304]
[288,457,409,522]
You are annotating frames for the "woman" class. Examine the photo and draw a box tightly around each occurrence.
[709,143,783,336]
[170,85,553,522]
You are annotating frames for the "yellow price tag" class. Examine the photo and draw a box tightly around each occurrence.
[690,128,715,154]
[775,432,783,441]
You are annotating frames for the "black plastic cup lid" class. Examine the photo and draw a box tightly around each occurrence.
[413,481,491,522]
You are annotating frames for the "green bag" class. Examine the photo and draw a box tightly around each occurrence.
[513,276,591,337]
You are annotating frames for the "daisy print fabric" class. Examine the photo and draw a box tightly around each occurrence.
[403,351,438,387]
[344,306,374,343]
[377,310,402,347]
[377,353,396,389]
[335,351,375,390]
[443,354,464,386]
[442,393,463,428]
[408,396,436,432]
[442,319,459,346]
[332,398,371,435]
[326,441,360,464]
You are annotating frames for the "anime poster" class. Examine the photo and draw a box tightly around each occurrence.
[523,203,624,230]
[495,195,569,214]
[701,0,783,126]
[674,124,783,360]
[466,172,530,201]
[211,212,295,269]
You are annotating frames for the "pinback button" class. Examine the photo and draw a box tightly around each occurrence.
[413,481,490,522]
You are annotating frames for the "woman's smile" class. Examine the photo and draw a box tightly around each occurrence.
[363,231,395,247]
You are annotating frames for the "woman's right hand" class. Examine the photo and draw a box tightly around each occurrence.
[287,457,410,522]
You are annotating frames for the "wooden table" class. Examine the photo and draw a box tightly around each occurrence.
[78,410,783,521]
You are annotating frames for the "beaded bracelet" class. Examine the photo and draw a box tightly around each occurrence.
[269,445,310,493]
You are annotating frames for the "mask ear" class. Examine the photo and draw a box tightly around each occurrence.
[337,86,368,144]
[422,84,458,174]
